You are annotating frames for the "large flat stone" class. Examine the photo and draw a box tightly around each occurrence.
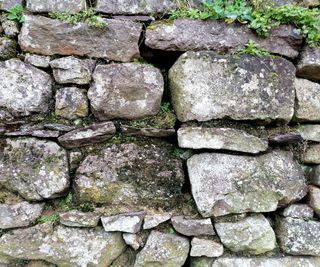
[296,47,320,81]
[26,0,84,12]
[101,212,144,233]
[298,124,320,142]
[187,150,306,217]
[19,15,141,62]
[171,215,215,236]
[169,51,295,123]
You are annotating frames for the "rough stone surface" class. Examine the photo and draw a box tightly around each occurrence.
[59,210,100,228]
[282,204,314,219]
[26,0,85,13]
[50,56,96,85]
[0,223,126,266]
[74,143,184,208]
[191,257,214,267]
[134,230,189,267]
[44,124,76,132]
[0,201,44,229]
[55,87,88,120]
[296,47,320,81]
[298,124,320,142]
[0,59,52,119]
[0,0,22,11]
[5,129,60,138]
[171,215,215,236]
[0,138,69,201]
[25,54,51,68]
[310,165,320,186]
[123,233,141,250]
[169,52,295,123]
[215,214,276,255]
[88,63,164,120]
[1,19,19,37]
[0,37,16,61]
[19,15,141,62]
[190,238,224,258]
[187,150,306,217]
[308,185,320,217]
[303,144,320,164]
[276,217,320,256]
[294,78,320,122]
[58,122,116,148]
[143,212,172,229]
[121,125,176,138]
[146,19,302,58]
[178,127,268,154]
[101,212,144,233]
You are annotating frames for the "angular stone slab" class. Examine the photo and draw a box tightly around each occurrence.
[123,233,142,250]
[95,0,178,15]
[169,52,295,123]
[190,238,224,258]
[88,63,164,120]
[276,217,320,256]
[0,223,126,266]
[101,212,144,233]
[0,201,44,229]
[303,144,320,164]
[0,138,69,201]
[171,215,215,236]
[134,230,189,267]
[26,0,85,13]
[298,124,320,142]
[146,19,302,58]
[121,125,176,138]
[143,212,172,229]
[282,204,314,219]
[59,210,100,228]
[0,59,52,119]
[308,185,320,217]
[25,54,51,68]
[178,127,268,154]
[296,47,320,81]
[187,150,306,217]
[215,214,276,255]
[19,15,141,62]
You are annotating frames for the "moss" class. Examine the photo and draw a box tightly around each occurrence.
[147,19,174,30]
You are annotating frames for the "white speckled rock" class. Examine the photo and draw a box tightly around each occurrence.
[25,54,51,68]
[1,18,19,37]
[26,0,84,12]
[190,238,224,257]
[303,144,320,164]
[282,204,314,219]
[171,215,215,236]
[298,124,320,142]
[88,63,164,120]
[296,47,320,81]
[123,233,141,250]
[101,212,144,233]
[143,212,172,229]
[59,210,100,228]
[308,185,320,217]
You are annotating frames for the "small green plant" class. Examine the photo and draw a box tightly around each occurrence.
[238,40,270,56]
[7,4,24,23]
[57,192,73,211]
[38,214,59,224]
[78,203,95,212]
[173,148,185,158]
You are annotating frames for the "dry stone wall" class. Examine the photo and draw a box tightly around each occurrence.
[0,0,320,266]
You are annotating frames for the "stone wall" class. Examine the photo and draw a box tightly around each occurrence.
[0,0,320,266]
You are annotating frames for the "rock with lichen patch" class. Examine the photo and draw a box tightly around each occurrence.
[296,47,320,81]
[26,0,84,13]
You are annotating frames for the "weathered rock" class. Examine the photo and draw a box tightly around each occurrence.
[296,47,320,81]
[0,37,16,60]
[187,150,306,217]
[0,138,69,201]
[26,0,84,13]
[169,52,295,123]
[0,201,44,229]
[25,260,57,267]
[19,15,141,62]
[282,204,314,219]
[123,233,141,250]
[0,59,52,119]
[101,212,144,233]
[146,19,302,58]
[58,122,116,148]
[59,210,100,228]
[190,257,214,267]
[178,127,268,154]
[143,212,172,229]
[44,123,76,132]
[276,217,320,255]
[88,63,164,120]
[0,0,22,11]
[134,230,189,267]
[268,133,303,144]
[190,238,224,257]
[5,129,60,138]
[1,18,19,37]
[171,215,215,236]
[298,124,320,142]
[294,78,320,122]
[50,56,95,85]
[308,185,320,217]
[303,144,320,164]
[310,165,320,186]
[25,54,51,68]
[69,151,83,171]
[95,0,178,15]
[74,143,184,208]
[55,87,88,120]
[121,125,176,138]
[215,214,276,255]
[0,223,126,266]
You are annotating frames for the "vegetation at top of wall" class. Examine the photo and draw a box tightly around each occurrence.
[238,39,271,56]
[170,0,320,47]
[6,4,24,23]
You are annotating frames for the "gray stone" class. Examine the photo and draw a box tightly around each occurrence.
[121,125,176,138]
[282,204,314,219]
[123,233,141,250]
[296,47,320,81]
[50,56,95,85]
[298,124,320,142]
[44,123,76,132]
[143,212,172,229]
[215,214,276,255]
[69,151,83,171]
[74,143,184,208]
[58,122,116,148]
[59,210,100,228]
[276,217,320,255]
[146,19,302,59]
[1,18,19,37]
[0,138,69,201]
[19,15,141,62]
[169,52,295,123]
[55,87,88,120]
[26,0,84,13]
[308,185,320,217]
[0,59,52,120]
[187,150,306,217]
[134,230,189,267]
[178,127,268,154]
[190,257,214,267]
[303,144,320,164]
[25,54,51,68]
[190,238,224,257]
[0,0,22,11]
[101,212,144,233]
[95,0,178,15]
[0,37,16,60]
[0,223,126,266]
[310,165,320,186]
[0,201,44,229]
[294,78,320,122]
[5,129,60,138]
[88,63,164,120]
[171,215,215,236]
